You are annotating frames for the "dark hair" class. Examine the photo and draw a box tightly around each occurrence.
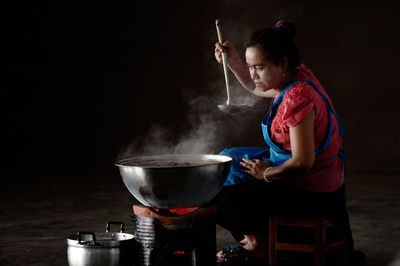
[244,20,300,72]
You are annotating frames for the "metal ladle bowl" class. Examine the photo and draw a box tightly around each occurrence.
[217,103,249,114]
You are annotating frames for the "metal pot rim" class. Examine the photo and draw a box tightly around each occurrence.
[67,232,135,248]
[114,154,233,169]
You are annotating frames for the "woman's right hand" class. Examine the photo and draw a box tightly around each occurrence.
[214,41,239,66]
[215,40,271,98]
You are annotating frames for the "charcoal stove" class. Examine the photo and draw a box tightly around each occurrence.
[115,154,232,266]
[131,204,217,266]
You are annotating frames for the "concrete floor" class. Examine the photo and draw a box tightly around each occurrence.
[1,171,399,266]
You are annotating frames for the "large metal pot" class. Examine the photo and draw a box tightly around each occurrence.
[115,154,232,208]
[67,222,138,266]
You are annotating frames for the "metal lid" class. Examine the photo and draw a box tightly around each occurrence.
[67,231,135,248]
[67,222,135,248]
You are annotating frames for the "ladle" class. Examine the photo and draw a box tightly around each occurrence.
[215,19,249,114]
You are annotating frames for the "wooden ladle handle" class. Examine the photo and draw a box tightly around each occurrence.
[215,19,224,44]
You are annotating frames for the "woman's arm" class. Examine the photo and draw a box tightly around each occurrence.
[240,108,316,180]
[266,108,316,179]
[215,42,276,98]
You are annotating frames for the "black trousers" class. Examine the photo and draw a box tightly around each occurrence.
[213,180,354,250]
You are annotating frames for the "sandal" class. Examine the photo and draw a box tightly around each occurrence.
[216,242,249,264]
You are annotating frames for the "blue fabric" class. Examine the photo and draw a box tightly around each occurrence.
[261,82,298,166]
[302,72,345,138]
[222,72,347,187]
[220,147,271,186]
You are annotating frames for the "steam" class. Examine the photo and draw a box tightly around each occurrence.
[118,79,267,161]
[173,95,220,154]
[119,92,224,159]
[228,83,261,107]
[119,18,269,160]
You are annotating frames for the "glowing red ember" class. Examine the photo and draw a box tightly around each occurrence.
[152,207,199,216]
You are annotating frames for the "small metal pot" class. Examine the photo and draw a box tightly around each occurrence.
[67,221,138,266]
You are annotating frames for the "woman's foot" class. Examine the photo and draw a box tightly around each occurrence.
[239,234,268,259]
[216,242,248,263]
[216,234,268,262]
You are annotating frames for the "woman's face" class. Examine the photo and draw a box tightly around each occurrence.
[245,45,285,91]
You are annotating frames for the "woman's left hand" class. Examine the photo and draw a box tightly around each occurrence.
[240,158,271,181]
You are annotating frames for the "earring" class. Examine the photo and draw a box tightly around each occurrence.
[281,73,287,77]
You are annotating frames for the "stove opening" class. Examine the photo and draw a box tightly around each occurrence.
[151,207,199,216]
[172,250,186,255]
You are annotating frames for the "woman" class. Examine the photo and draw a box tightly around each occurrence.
[213,20,361,264]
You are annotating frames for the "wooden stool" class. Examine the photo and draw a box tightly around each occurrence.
[269,216,348,266]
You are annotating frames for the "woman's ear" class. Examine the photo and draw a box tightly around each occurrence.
[280,56,289,71]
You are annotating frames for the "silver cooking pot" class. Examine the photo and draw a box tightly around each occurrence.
[115,154,232,208]
[67,222,138,266]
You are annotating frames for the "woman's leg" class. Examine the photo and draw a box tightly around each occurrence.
[215,181,286,239]
[214,180,290,259]
[215,182,355,259]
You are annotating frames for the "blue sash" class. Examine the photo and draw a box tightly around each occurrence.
[222,72,347,186]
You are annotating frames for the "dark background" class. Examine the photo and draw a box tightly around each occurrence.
[2,0,400,179]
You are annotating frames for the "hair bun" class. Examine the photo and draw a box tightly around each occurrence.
[275,20,297,39]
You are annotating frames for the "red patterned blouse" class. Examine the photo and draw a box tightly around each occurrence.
[270,64,344,192]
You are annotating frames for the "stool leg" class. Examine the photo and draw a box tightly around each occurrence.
[341,226,349,265]
[313,218,325,266]
[269,216,277,266]
[320,218,327,266]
